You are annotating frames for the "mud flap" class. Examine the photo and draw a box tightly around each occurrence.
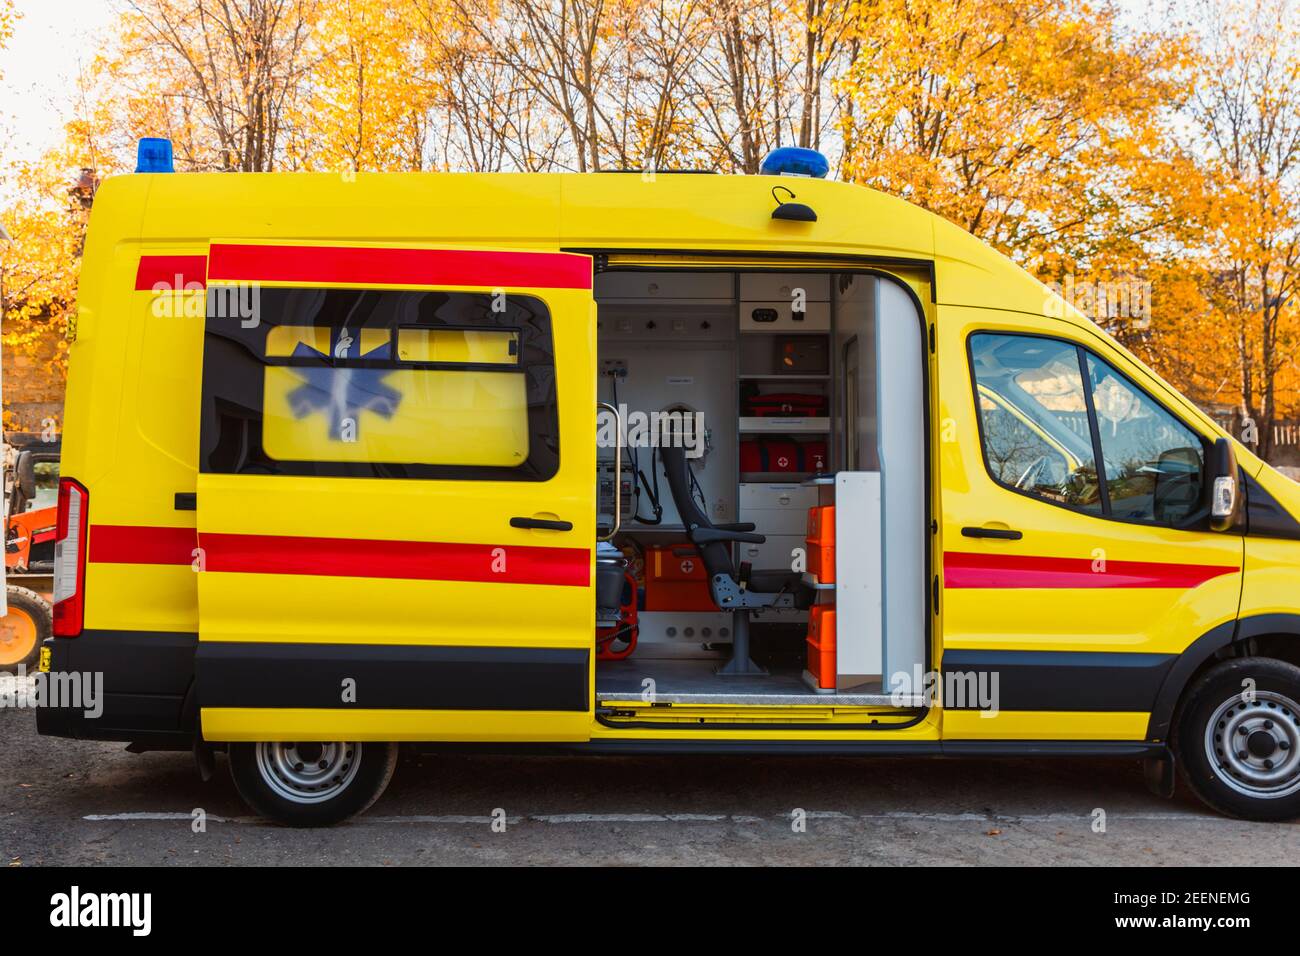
[1143,750,1176,798]
[193,738,216,782]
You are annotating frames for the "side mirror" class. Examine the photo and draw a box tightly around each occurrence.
[1153,446,1200,524]
[1208,437,1241,532]
[14,450,35,502]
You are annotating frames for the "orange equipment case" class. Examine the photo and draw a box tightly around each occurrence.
[644,544,716,611]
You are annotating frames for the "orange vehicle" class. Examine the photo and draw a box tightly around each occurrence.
[1,436,58,672]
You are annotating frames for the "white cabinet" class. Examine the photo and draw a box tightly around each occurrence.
[738,482,818,535]
[736,533,804,570]
[596,271,733,301]
[739,273,830,302]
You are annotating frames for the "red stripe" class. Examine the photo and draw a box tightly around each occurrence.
[207,244,593,290]
[943,551,1237,589]
[199,532,590,587]
[135,255,208,291]
[88,525,588,587]
[90,525,198,565]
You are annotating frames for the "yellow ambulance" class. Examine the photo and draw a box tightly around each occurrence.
[37,141,1300,826]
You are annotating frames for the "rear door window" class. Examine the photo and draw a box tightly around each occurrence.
[200,288,560,481]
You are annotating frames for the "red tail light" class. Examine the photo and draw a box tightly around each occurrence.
[52,478,89,637]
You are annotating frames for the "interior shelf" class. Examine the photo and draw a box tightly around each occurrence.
[801,572,835,591]
[738,373,831,381]
[739,416,830,433]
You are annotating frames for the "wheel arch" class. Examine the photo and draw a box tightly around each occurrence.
[1148,615,1300,741]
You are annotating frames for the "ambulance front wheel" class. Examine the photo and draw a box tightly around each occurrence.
[228,740,399,826]
[1176,657,1300,822]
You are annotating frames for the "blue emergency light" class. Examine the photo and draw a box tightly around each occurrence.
[759,146,829,179]
[135,138,175,173]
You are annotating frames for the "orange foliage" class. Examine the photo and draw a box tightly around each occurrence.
[1,0,1298,457]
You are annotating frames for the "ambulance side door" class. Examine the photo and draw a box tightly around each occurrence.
[938,307,1244,741]
[193,242,597,743]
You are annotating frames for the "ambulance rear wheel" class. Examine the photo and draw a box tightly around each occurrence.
[1176,657,1300,821]
[0,587,51,674]
[229,740,398,826]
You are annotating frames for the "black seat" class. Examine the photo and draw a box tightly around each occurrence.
[660,446,810,676]
[746,568,803,593]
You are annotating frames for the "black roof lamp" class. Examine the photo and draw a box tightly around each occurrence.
[770,185,817,222]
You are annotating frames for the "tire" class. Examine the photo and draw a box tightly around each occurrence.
[1175,657,1300,821]
[228,740,398,827]
[0,586,51,674]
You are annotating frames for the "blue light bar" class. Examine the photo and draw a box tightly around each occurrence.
[135,138,175,173]
[759,146,829,179]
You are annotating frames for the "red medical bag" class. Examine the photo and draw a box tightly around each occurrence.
[742,392,828,417]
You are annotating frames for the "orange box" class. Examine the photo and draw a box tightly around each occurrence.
[805,605,836,689]
[806,505,835,583]
[807,544,835,583]
[808,604,836,647]
[644,544,715,611]
[806,505,835,544]
[806,638,835,689]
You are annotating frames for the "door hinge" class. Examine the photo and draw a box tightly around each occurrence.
[928,324,936,353]
[932,574,940,613]
[174,492,196,511]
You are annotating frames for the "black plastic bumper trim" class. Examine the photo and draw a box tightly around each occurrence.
[196,641,590,712]
[941,648,1177,712]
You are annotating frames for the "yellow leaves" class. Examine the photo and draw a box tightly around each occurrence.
[286,0,441,172]
[0,143,89,384]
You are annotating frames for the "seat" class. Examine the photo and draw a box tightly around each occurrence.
[746,568,803,593]
[659,446,811,676]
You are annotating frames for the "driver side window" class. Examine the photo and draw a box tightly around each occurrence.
[970,332,1206,526]
[970,333,1103,514]
[1084,353,1204,524]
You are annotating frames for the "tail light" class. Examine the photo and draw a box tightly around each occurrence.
[52,478,89,637]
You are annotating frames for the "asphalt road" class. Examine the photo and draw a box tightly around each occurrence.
[3,691,1298,866]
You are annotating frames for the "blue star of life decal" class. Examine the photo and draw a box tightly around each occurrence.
[285,329,402,439]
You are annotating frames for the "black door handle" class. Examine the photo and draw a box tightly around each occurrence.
[510,517,574,531]
[961,526,1023,540]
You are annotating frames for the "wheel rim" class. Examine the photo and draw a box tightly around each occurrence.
[254,742,362,804]
[0,608,38,667]
[1204,690,1300,799]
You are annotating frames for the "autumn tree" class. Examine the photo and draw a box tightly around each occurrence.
[6,0,1300,460]
[286,0,438,172]
[113,0,320,171]
[839,0,1182,264]
[1180,0,1300,460]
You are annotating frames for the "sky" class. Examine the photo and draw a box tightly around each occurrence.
[1,0,118,167]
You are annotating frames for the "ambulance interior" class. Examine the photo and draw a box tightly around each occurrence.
[592,270,928,708]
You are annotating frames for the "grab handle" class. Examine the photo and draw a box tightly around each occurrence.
[597,401,622,542]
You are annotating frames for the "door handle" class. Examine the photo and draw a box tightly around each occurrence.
[961,526,1023,540]
[510,516,574,531]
